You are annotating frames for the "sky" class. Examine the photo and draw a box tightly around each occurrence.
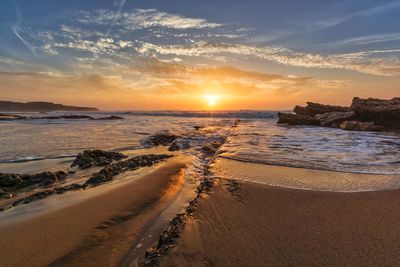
[0,0,399,110]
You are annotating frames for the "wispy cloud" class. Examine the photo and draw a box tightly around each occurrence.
[11,1,37,56]
[76,9,223,30]
[136,41,400,76]
[317,33,400,47]
[314,0,400,29]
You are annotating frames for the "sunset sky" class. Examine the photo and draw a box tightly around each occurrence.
[0,0,399,110]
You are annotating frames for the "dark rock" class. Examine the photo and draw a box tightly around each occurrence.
[144,131,179,147]
[340,121,384,131]
[29,115,94,120]
[168,141,181,151]
[294,102,350,117]
[1,155,172,211]
[0,174,22,187]
[277,112,319,126]
[202,140,224,155]
[168,138,190,151]
[0,171,67,190]
[194,125,204,130]
[85,154,173,186]
[351,97,400,129]
[71,149,127,169]
[316,111,356,127]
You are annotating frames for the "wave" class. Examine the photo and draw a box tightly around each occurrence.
[126,111,278,119]
[1,155,76,164]
[218,155,400,175]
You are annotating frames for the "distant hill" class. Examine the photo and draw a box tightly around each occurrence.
[0,101,98,112]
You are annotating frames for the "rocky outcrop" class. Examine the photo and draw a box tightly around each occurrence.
[294,102,350,117]
[143,131,180,147]
[0,171,67,192]
[278,97,399,131]
[1,154,173,210]
[351,97,400,129]
[71,150,128,169]
[340,121,384,131]
[85,154,173,186]
[277,113,319,126]
[316,111,356,127]
[1,183,86,211]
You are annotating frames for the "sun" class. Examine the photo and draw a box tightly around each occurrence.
[205,95,218,107]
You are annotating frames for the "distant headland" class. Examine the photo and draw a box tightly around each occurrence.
[0,101,98,112]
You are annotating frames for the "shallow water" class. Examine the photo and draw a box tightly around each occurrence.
[221,119,400,175]
[1,112,399,175]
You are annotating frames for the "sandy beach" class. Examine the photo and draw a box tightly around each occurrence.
[0,158,188,266]
[160,177,400,266]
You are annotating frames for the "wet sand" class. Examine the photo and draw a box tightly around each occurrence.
[160,178,400,266]
[0,158,187,267]
[213,158,400,192]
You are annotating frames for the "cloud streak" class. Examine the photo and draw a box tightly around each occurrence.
[136,41,400,76]
[106,0,127,36]
[11,1,37,56]
[76,9,222,30]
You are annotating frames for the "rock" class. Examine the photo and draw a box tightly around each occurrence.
[194,125,204,130]
[294,102,350,117]
[39,115,94,120]
[316,111,356,127]
[168,138,191,151]
[277,112,319,126]
[71,150,127,169]
[0,174,22,187]
[0,171,67,190]
[351,97,400,129]
[144,131,179,147]
[202,140,224,155]
[85,154,173,186]
[340,121,384,131]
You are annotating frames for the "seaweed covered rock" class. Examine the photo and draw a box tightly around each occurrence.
[143,131,179,147]
[0,171,67,191]
[71,149,128,169]
[168,138,191,151]
[85,154,173,186]
[202,140,224,155]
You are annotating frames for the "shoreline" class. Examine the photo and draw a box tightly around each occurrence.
[211,158,400,192]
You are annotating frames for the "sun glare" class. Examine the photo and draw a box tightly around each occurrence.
[205,95,218,107]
